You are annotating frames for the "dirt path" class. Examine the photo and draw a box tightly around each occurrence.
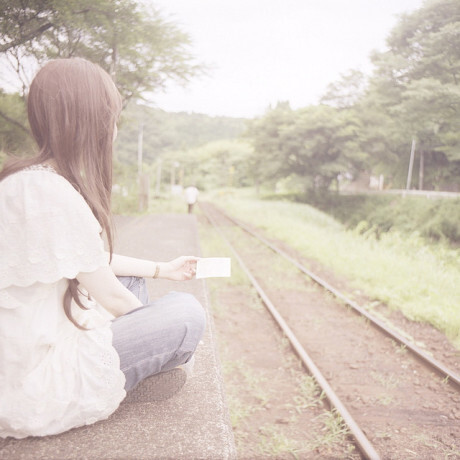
[199,206,460,459]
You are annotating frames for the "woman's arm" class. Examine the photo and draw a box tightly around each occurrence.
[107,253,198,281]
[76,266,142,317]
[76,254,199,317]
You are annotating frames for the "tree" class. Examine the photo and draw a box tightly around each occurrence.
[114,102,247,165]
[365,0,460,188]
[385,0,460,85]
[160,139,253,191]
[0,0,198,99]
[246,103,367,194]
[320,69,368,109]
[281,105,367,193]
[0,90,34,153]
[0,0,200,150]
[245,102,295,187]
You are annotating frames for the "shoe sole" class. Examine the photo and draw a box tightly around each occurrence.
[123,368,187,403]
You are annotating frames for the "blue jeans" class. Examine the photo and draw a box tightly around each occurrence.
[111,277,206,392]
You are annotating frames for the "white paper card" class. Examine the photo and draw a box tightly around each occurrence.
[196,258,231,279]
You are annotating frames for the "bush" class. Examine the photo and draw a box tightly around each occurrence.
[420,200,460,243]
[364,197,460,244]
[269,191,460,246]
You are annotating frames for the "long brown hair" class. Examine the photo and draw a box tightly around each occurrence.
[0,58,122,329]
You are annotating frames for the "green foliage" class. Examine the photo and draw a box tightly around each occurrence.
[353,196,460,245]
[320,69,367,109]
[0,91,34,154]
[280,191,460,245]
[364,0,460,188]
[111,160,138,214]
[385,0,460,85]
[244,101,294,186]
[246,103,368,193]
[291,193,394,229]
[113,103,249,194]
[0,0,200,154]
[167,139,253,191]
[0,0,198,100]
[115,102,247,164]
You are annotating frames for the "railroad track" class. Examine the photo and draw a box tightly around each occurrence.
[200,201,460,460]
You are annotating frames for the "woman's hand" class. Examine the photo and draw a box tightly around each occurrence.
[158,256,199,281]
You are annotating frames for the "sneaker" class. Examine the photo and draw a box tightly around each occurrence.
[178,354,195,378]
[124,368,187,403]
[148,368,187,401]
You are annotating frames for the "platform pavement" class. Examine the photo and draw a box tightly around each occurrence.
[0,214,236,459]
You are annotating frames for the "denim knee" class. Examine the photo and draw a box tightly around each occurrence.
[174,292,206,351]
[111,291,206,388]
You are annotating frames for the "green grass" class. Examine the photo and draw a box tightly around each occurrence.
[307,409,353,456]
[411,433,460,458]
[207,191,460,349]
[290,375,323,413]
[370,371,401,389]
[226,393,256,427]
[258,425,300,458]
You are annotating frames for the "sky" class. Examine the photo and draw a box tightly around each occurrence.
[148,0,424,118]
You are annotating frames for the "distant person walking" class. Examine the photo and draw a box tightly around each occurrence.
[185,185,199,214]
[0,58,206,439]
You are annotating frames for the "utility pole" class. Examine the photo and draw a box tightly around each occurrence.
[155,159,162,197]
[170,161,180,192]
[418,150,424,190]
[406,138,416,190]
[137,122,143,177]
[137,121,149,211]
[170,163,175,191]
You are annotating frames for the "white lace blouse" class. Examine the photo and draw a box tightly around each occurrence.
[0,166,126,439]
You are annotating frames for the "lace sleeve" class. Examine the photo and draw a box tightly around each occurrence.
[0,169,108,290]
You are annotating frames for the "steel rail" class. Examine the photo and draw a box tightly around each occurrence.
[205,203,460,389]
[201,203,381,460]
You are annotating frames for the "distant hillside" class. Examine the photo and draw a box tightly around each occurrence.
[115,102,248,164]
